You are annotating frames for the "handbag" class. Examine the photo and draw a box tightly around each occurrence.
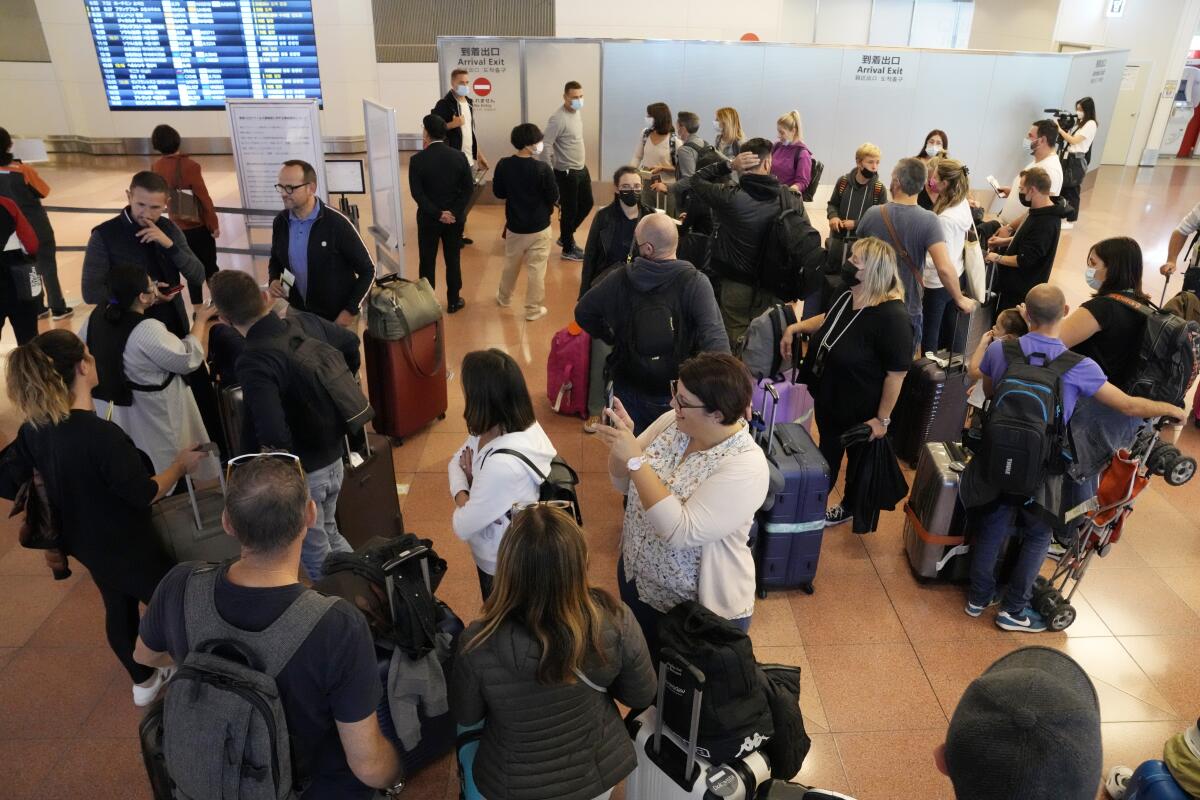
[1061,152,1087,189]
[963,226,988,303]
[367,274,443,341]
[5,251,43,302]
[11,468,59,550]
[167,157,203,227]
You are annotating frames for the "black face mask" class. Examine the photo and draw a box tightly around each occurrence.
[860,168,877,180]
[617,190,639,208]
[840,263,862,287]
[1018,192,1032,208]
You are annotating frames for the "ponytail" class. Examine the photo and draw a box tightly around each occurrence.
[6,330,85,427]
[776,110,804,142]
[933,157,971,216]
[104,263,152,323]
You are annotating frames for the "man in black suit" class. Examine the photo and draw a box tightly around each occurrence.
[432,68,488,247]
[408,114,473,313]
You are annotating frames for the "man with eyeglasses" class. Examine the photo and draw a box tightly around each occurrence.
[267,159,374,328]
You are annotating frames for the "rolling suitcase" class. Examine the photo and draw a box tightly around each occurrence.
[625,647,772,800]
[752,373,813,431]
[547,322,590,418]
[363,323,448,443]
[902,442,973,582]
[336,433,404,548]
[754,383,831,597]
[150,449,240,563]
[889,351,971,467]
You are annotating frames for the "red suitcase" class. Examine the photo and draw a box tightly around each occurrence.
[364,323,448,443]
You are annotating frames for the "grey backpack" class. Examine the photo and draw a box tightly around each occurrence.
[740,303,799,380]
[161,565,337,799]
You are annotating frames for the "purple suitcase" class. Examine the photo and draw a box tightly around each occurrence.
[753,384,831,597]
[752,371,814,432]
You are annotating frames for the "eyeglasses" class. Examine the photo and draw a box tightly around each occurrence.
[669,380,707,411]
[274,182,311,195]
[225,451,306,483]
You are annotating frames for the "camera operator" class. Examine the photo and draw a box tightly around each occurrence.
[1055,98,1098,230]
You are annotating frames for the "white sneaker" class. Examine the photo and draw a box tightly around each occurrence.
[495,294,510,308]
[1105,765,1132,799]
[525,306,548,322]
[132,666,176,707]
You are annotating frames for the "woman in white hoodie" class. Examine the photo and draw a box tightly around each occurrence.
[449,349,559,601]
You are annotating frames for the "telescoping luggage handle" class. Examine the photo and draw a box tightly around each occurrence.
[381,544,432,623]
[654,646,706,783]
[754,382,782,459]
[184,444,224,531]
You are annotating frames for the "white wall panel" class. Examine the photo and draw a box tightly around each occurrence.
[600,41,687,178]
[525,41,602,176]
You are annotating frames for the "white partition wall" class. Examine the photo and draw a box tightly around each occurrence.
[363,98,405,275]
[524,40,602,177]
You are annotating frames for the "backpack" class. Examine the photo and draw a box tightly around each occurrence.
[159,564,338,800]
[757,190,826,301]
[981,340,1083,498]
[546,324,591,419]
[832,174,885,216]
[489,449,583,525]
[741,302,799,379]
[617,267,692,390]
[251,316,374,436]
[802,159,824,203]
[683,138,724,172]
[658,601,774,765]
[1105,293,1200,406]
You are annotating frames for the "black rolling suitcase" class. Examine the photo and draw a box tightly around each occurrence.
[889,352,971,467]
[336,432,404,548]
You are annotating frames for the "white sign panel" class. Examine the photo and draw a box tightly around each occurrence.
[227,99,326,227]
[842,49,919,88]
[363,98,406,275]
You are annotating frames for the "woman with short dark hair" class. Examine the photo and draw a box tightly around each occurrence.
[594,352,769,657]
[150,123,220,304]
[452,504,656,800]
[449,349,559,601]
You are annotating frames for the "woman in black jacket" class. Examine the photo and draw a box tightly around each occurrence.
[452,504,656,800]
[579,166,654,433]
[0,330,204,706]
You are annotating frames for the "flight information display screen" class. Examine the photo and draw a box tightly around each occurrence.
[85,0,322,110]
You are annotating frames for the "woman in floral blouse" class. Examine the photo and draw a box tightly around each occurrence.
[594,352,769,658]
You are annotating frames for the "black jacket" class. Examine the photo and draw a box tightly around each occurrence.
[408,141,474,223]
[994,202,1071,310]
[690,160,802,284]
[574,257,730,391]
[432,90,477,160]
[267,198,374,322]
[579,199,654,298]
[208,307,361,388]
[826,169,888,237]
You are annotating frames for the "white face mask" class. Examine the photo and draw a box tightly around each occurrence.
[570,98,583,111]
[644,116,655,129]
[925,145,942,158]
[454,84,469,97]
[1084,266,1102,291]
[532,142,544,155]
[713,120,722,133]
[1024,138,1036,153]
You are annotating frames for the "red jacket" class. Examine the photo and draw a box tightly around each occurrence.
[0,196,39,255]
[151,154,219,232]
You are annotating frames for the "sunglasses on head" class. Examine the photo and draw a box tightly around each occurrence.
[225,451,306,483]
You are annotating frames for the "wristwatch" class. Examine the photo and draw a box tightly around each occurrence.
[384,780,406,797]
[878,417,891,428]
[627,455,646,472]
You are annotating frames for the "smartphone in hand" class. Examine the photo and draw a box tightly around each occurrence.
[986,175,1003,195]
[160,284,185,298]
[605,384,617,428]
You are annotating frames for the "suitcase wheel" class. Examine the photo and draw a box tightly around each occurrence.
[437,413,446,421]
[757,587,768,600]
[389,436,404,447]
[802,582,815,595]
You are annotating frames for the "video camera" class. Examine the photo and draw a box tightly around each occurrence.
[1044,108,1078,131]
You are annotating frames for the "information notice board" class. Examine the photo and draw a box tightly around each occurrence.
[227,98,326,227]
[363,99,405,276]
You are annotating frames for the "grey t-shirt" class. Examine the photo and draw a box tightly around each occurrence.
[857,202,946,321]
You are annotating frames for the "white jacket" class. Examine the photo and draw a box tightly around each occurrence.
[448,422,558,574]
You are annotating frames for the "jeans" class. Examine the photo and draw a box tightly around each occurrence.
[498,226,551,314]
[301,459,353,580]
[921,274,969,355]
[587,338,614,418]
[416,213,464,303]
[182,226,219,305]
[612,379,672,436]
[554,167,594,251]
[968,502,1053,615]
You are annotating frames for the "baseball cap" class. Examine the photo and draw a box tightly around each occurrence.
[944,646,1102,800]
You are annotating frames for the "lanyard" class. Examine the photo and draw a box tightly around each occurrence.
[817,292,866,358]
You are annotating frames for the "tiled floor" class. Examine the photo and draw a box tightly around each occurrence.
[0,154,1198,800]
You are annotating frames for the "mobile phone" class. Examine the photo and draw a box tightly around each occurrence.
[605,384,617,427]
[986,175,1002,195]
[160,284,185,298]
[193,442,219,455]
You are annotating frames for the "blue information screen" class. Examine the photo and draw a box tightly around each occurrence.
[84,0,322,110]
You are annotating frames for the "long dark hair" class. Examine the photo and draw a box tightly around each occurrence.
[1092,237,1149,302]
[0,127,12,167]
[104,263,152,322]
[462,505,619,685]
[646,102,672,136]
[916,129,949,158]
[1076,96,1098,128]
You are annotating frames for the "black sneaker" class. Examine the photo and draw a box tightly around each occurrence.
[36,309,50,320]
[51,307,74,321]
[562,246,584,262]
[824,504,851,527]
[555,236,564,248]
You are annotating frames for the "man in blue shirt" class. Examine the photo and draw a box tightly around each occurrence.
[963,284,1184,632]
[268,160,374,326]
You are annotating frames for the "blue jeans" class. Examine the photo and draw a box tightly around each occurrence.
[969,502,1053,615]
[921,275,969,355]
[612,380,672,436]
[301,459,353,580]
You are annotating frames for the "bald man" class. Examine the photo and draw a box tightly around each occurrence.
[574,213,730,433]
[961,283,1185,633]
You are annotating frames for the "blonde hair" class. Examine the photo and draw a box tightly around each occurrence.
[855,142,881,162]
[776,110,803,142]
[715,107,744,148]
[462,505,618,685]
[852,237,905,306]
[932,157,970,215]
[6,330,85,427]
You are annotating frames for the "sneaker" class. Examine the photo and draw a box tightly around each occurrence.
[824,504,851,527]
[555,236,564,248]
[965,596,1000,617]
[995,607,1048,633]
[1047,540,1067,560]
[37,309,50,320]
[132,665,176,707]
[1105,765,1133,800]
[51,307,75,321]
[495,294,510,308]
[562,246,584,262]
[525,306,548,322]
[1061,221,1075,230]
[583,416,601,434]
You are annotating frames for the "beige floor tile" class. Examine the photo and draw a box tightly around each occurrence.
[806,643,946,733]
[1119,635,1200,713]
[789,572,909,646]
[834,729,955,800]
[1079,569,1200,636]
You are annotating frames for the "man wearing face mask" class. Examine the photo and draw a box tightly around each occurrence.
[988,120,1064,240]
[492,123,558,322]
[985,168,1069,314]
[541,80,592,262]
[433,68,490,246]
[574,213,729,434]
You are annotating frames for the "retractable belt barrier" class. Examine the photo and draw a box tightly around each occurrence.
[43,204,277,257]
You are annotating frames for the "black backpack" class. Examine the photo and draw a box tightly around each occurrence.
[760,663,812,779]
[684,138,725,172]
[658,601,774,765]
[981,340,1082,498]
[757,190,826,301]
[802,159,824,203]
[1105,293,1200,406]
[489,449,583,525]
[617,267,692,390]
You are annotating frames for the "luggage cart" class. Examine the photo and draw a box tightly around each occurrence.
[1032,419,1196,630]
